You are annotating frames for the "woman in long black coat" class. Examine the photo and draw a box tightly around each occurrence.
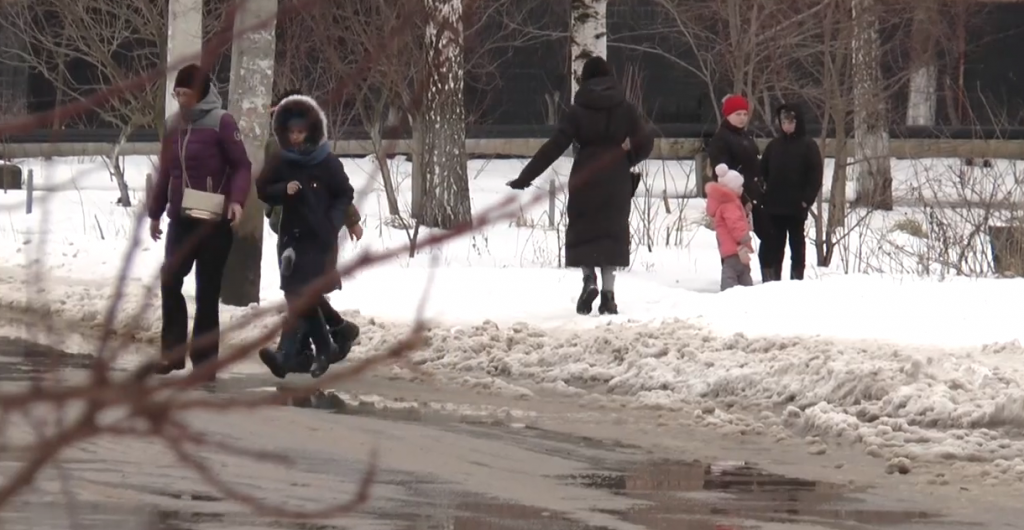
[507,56,653,316]
[256,94,354,379]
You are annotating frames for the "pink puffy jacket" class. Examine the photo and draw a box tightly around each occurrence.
[705,181,752,258]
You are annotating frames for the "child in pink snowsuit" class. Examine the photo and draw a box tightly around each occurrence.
[706,164,754,290]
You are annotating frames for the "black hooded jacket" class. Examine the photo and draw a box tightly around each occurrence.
[256,95,353,293]
[759,103,823,215]
[707,119,763,205]
[510,75,653,267]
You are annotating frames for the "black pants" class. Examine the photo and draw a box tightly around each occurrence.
[751,206,773,266]
[318,296,343,327]
[761,213,807,276]
[161,218,233,366]
[284,292,333,357]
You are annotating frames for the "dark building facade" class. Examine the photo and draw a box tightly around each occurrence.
[2,0,1024,135]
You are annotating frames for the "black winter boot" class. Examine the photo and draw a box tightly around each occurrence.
[598,291,618,315]
[328,320,359,364]
[331,319,360,345]
[576,273,599,315]
[790,265,805,280]
[259,326,305,379]
[761,267,779,283]
[310,344,335,378]
[307,309,335,379]
[151,354,186,375]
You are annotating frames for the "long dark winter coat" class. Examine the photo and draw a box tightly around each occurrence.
[256,95,354,294]
[510,77,653,267]
[759,104,824,216]
[707,120,763,206]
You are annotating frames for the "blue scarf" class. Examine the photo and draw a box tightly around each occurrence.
[280,142,330,165]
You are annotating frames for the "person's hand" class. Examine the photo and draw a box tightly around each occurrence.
[622,138,631,150]
[506,179,528,190]
[227,202,243,226]
[348,223,363,241]
[744,202,753,213]
[149,218,163,241]
[287,181,301,194]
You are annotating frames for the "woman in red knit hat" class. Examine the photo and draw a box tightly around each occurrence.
[706,94,773,282]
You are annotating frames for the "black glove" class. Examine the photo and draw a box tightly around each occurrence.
[506,178,529,190]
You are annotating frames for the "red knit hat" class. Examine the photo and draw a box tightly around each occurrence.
[721,95,750,118]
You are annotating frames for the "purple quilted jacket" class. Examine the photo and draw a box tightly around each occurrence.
[148,90,252,221]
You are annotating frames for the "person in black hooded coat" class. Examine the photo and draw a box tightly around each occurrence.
[758,103,823,281]
[256,94,354,379]
[506,56,653,316]
[257,89,362,376]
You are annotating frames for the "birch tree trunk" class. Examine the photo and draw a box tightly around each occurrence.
[220,0,276,306]
[164,0,203,124]
[416,0,471,229]
[851,0,892,210]
[906,1,938,126]
[570,0,608,97]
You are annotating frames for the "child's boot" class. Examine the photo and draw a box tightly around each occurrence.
[259,324,305,379]
[307,309,335,378]
[328,319,359,365]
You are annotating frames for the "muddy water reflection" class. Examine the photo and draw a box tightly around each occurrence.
[560,459,938,529]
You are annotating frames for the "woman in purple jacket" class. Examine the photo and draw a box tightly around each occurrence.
[147,64,252,377]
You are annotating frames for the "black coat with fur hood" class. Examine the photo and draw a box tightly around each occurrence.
[256,95,354,293]
[758,103,823,215]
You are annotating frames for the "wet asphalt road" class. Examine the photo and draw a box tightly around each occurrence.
[0,338,959,530]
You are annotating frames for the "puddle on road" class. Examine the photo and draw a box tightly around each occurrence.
[0,339,948,529]
[558,459,941,529]
[0,337,96,382]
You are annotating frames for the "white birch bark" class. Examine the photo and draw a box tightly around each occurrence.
[417,0,471,229]
[221,0,276,306]
[851,0,892,209]
[570,0,608,97]
[906,1,938,126]
[164,0,203,122]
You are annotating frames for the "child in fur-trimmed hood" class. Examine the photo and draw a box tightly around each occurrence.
[256,93,354,379]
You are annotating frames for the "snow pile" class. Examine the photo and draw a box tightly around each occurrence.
[367,318,1024,473]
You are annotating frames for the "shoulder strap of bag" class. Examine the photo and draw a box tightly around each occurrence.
[178,124,192,189]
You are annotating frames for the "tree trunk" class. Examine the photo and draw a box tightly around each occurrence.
[906,1,938,126]
[410,115,425,222]
[109,129,132,206]
[366,100,401,217]
[220,0,276,307]
[570,0,608,97]
[416,0,471,229]
[164,0,203,125]
[850,0,892,210]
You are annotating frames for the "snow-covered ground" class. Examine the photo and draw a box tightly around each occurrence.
[2,154,1024,481]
